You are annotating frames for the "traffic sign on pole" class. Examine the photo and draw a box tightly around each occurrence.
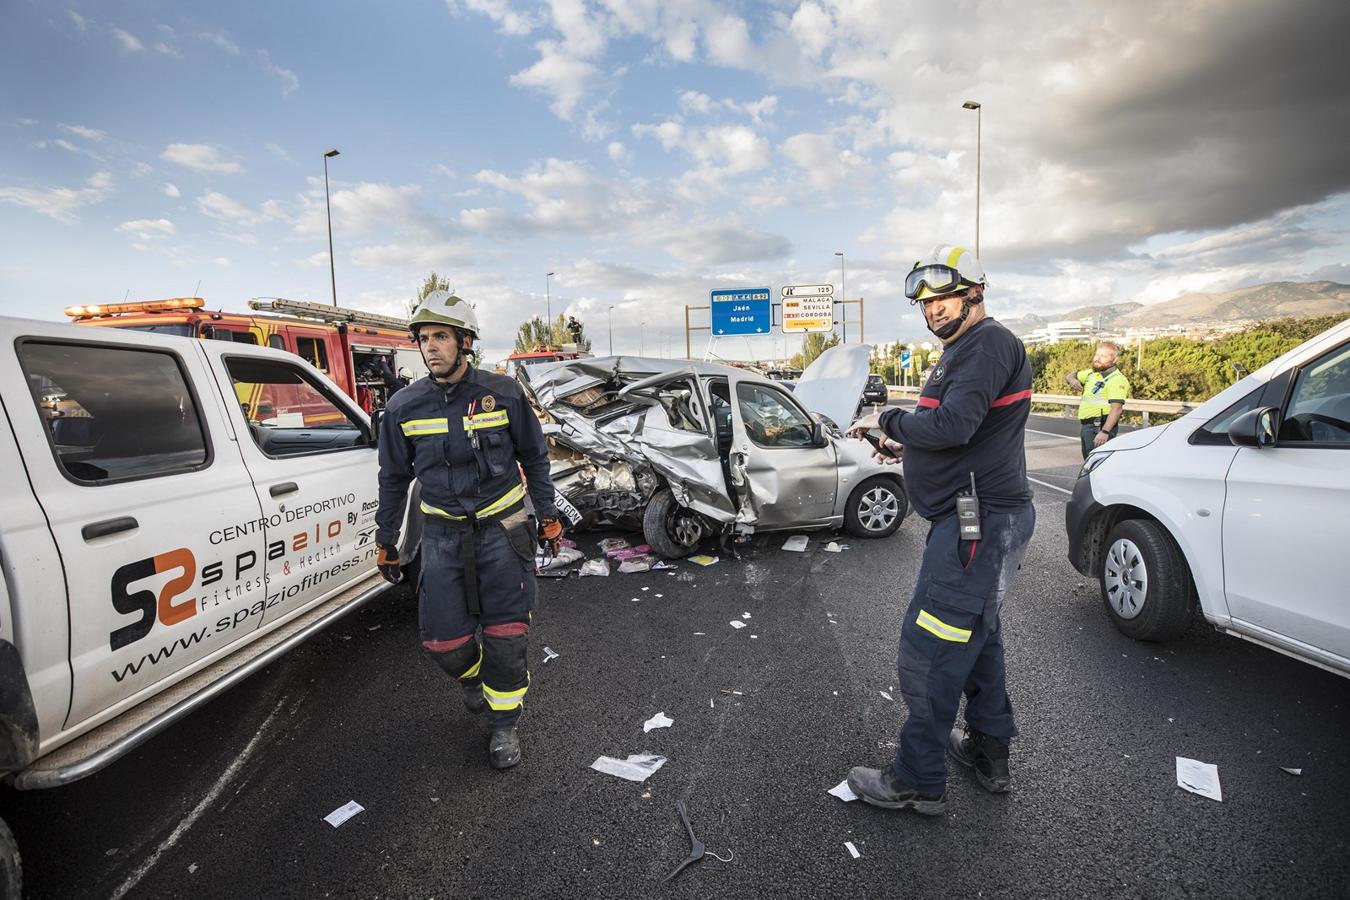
[900,350,912,369]
[710,288,771,336]
[781,283,834,298]
[782,294,834,333]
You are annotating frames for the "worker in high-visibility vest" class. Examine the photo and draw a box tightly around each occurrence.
[375,291,563,770]
[1067,342,1131,458]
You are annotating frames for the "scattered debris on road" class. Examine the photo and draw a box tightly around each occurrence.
[729,621,747,630]
[663,801,733,883]
[824,541,849,552]
[1176,757,1223,801]
[644,712,674,733]
[579,559,611,577]
[323,800,365,828]
[879,691,893,700]
[689,554,719,566]
[1280,767,1304,776]
[828,780,858,802]
[781,535,809,552]
[845,841,861,859]
[542,646,560,663]
[590,753,667,783]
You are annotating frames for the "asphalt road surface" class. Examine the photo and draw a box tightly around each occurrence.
[5,410,1348,899]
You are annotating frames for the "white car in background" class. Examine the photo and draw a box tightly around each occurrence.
[1066,317,1350,676]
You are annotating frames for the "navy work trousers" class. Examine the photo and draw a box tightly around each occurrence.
[891,504,1036,794]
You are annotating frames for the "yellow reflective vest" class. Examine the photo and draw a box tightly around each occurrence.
[1076,367,1129,420]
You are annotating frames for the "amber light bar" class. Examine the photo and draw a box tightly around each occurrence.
[65,297,206,318]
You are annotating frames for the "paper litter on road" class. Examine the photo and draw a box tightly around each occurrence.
[879,691,893,700]
[781,535,809,552]
[539,547,585,570]
[845,841,861,859]
[656,593,664,598]
[741,612,751,619]
[643,712,674,732]
[729,621,747,629]
[1280,767,1303,776]
[642,587,650,592]
[1176,757,1223,801]
[542,646,560,663]
[618,557,654,573]
[590,753,667,783]
[828,780,858,802]
[324,800,365,828]
[188,863,198,874]
[750,635,758,639]
[710,698,715,708]
[693,632,705,635]
[689,554,719,566]
[598,537,630,552]
[824,542,849,552]
[579,559,610,577]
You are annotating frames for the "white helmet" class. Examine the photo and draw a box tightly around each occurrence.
[904,245,987,302]
[409,290,480,339]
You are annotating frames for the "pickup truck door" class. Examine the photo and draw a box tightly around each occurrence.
[4,330,267,732]
[1222,338,1350,665]
[207,349,380,627]
[723,374,839,527]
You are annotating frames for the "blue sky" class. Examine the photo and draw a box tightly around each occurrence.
[3,0,1348,360]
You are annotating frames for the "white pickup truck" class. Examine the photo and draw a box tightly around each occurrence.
[0,315,422,894]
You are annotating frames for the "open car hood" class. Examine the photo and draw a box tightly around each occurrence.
[791,343,873,428]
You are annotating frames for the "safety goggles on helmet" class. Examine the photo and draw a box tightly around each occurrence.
[905,264,977,302]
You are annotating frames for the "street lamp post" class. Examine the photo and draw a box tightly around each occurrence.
[545,271,555,348]
[323,149,340,307]
[834,251,846,343]
[962,100,981,256]
[607,305,615,355]
[640,320,646,356]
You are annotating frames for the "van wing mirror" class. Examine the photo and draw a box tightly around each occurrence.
[1228,406,1278,448]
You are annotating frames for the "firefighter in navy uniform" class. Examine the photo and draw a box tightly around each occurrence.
[845,246,1036,814]
[374,291,563,770]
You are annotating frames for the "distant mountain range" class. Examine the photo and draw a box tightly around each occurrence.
[1003,281,1350,336]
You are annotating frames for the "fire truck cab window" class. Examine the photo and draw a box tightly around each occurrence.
[206,327,258,345]
[225,357,367,457]
[18,341,209,484]
[268,334,285,350]
[295,336,329,371]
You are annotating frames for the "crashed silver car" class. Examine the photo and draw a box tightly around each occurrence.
[520,345,909,558]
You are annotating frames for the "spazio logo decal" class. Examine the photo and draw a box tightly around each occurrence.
[108,512,355,651]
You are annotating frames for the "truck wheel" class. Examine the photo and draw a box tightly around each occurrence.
[844,476,907,539]
[643,489,706,559]
[1100,518,1195,641]
[0,817,20,900]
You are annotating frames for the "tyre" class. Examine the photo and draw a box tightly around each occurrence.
[642,488,708,559]
[0,816,20,900]
[844,476,908,539]
[1100,518,1195,641]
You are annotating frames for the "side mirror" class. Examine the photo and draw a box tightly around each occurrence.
[368,410,382,449]
[1229,406,1278,448]
[811,421,827,447]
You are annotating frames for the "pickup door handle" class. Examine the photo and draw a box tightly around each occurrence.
[269,482,299,497]
[82,516,138,541]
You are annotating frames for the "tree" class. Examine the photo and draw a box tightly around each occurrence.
[790,331,841,370]
[411,271,451,316]
[514,313,593,354]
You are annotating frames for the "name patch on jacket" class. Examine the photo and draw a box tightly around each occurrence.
[463,409,509,431]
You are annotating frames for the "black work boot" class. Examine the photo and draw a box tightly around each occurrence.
[461,681,485,714]
[947,725,1011,793]
[488,726,521,770]
[846,766,948,815]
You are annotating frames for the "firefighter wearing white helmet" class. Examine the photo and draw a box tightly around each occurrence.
[374,289,562,770]
[844,245,1036,815]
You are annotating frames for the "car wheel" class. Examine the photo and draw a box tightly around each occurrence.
[0,817,21,900]
[1100,518,1195,641]
[643,488,707,559]
[844,476,908,538]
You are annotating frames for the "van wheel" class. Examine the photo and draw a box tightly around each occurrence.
[844,477,907,538]
[643,489,706,559]
[0,817,21,900]
[1100,519,1195,641]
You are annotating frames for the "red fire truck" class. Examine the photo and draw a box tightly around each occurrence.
[66,297,427,416]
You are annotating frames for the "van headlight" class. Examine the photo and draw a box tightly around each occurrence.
[1078,451,1113,478]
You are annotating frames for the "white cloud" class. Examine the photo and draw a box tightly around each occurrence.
[53,139,81,154]
[67,11,90,34]
[110,26,143,53]
[196,31,240,55]
[257,49,299,97]
[704,14,752,67]
[115,218,176,240]
[789,2,834,60]
[213,257,230,267]
[678,91,715,115]
[161,143,243,174]
[607,141,630,162]
[59,124,106,142]
[350,241,474,269]
[197,191,285,226]
[509,41,598,120]
[264,142,294,163]
[0,171,113,224]
[154,41,181,58]
[163,182,181,198]
[448,0,538,37]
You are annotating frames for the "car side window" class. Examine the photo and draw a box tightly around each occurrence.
[735,382,815,448]
[655,380,707,433]
[1280,342,1350,445]
[18,341,209,484]
[226,357,368,457]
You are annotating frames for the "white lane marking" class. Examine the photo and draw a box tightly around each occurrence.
[110,694,288,900]
[1029,476,1073,495]
[1026,428,1079,442]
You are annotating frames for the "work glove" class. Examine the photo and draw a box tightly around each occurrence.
[377,544,403,584]
[537,517,564,557]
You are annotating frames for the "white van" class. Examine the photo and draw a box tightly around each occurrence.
[0,316,422,894]
[1066,317,1350,676]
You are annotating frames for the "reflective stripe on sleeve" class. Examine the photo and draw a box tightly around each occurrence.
[402,417,450,436]
[916,609,973,643]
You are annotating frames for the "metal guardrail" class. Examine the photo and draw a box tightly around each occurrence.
[887,386,1198,426]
